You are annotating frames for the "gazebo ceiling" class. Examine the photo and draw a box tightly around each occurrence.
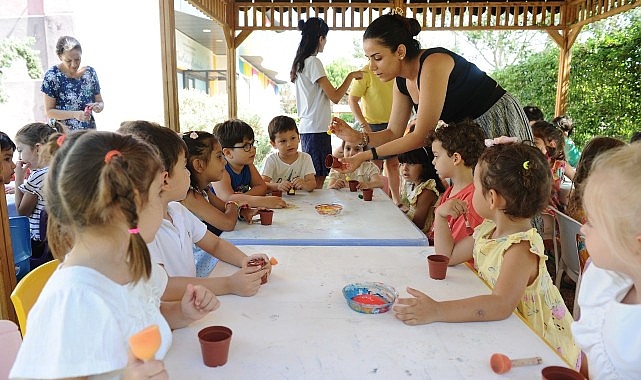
[190,0,638,32]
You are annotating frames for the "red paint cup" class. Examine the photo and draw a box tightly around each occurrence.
[427,254,450,280]
[198,326,232,367]
[362,188,373,201]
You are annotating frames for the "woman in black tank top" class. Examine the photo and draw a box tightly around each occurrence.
[330,14,532,172]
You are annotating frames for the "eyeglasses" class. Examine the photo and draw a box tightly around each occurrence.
[224,140,255,152]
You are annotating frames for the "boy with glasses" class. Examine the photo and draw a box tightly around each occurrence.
[213,119,286,209]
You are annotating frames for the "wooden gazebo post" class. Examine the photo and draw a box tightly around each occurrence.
[159,0,181,132]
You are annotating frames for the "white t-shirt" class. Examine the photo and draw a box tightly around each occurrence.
[147,201,207,277]
[572,264,641,379]
[261,151,316,183]
[10,263,172,380]
[295,55,332,134]
[18,166,48,240]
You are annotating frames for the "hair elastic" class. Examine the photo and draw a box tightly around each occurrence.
[522,161,530,170]
[189,131,198,139]
[104,150,121,163]
[56,134,66,146]
[128,227,140,234]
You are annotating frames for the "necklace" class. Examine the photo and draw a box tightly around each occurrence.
[191,186,208,198]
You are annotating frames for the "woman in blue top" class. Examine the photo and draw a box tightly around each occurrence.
[331,14,532,171]
[41,36,104,131]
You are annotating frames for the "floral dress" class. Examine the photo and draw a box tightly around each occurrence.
[400,178,440,234]
[473,220,581,368]
[41,65,101,130]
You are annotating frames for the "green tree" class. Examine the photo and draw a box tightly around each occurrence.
[492,8,641,147]
[0,38,43,103]
[457,29,547,71]
[325,58,357,105]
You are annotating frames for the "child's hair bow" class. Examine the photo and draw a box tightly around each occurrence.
[484,136,519,147]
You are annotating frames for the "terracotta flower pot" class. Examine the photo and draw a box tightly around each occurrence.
[541,366,585,380]
[427,254,450,280]
[248,257,268,284]
[348,180,359,192]
[258,209,273,225]
[271,189,282,197]
[198,326,232,367]
[325,154,343,169]
[362,188,373,201]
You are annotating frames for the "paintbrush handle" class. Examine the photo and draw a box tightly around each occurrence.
[511,356,543,367]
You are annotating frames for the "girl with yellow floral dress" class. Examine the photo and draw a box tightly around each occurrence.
[394,141,580,369]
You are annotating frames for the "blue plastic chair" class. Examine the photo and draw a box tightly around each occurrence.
[9,216,32,282]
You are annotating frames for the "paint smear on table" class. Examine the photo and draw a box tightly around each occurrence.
[352,294,386,305]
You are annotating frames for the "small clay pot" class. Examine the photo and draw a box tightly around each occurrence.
[258,209,273,226]
[248,257,268,284]
[325,154,343,169]
[427,254,450,280]
[271,189,282,197]
[362,188,373,201]
[198,326,232,367]
[348,180,359,192]
[541,366,585,380]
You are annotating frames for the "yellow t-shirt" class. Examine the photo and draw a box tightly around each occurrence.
[473,220,581,368]
[349,65,393,124]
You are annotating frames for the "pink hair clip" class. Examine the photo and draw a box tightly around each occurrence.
[484,136,519,147]
[104,150,121,163]
[128,227,140,234]
[56,134,66,147]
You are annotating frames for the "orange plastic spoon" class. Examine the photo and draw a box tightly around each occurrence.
[490,353,542,374]
[129,324,162,361]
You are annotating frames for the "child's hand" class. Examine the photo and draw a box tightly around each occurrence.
[265,196,287,209]
[181,284,220,320]
[435,199,468,219]
[393,287,439,325]
[14,160,29,183]
[243,253,272,275]
[278,181,293,192]
[291,177,304,190]
[227,265,268,296]
[123,350,168,380]
[356,181,368,190]
[331,179,346,189]
[240,206,259,224]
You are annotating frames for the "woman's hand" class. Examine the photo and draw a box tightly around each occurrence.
[329,117,361,144]
[74,110,91,122]
[393,287,439,325]
[87,101,104,113]
[339,150,368,173]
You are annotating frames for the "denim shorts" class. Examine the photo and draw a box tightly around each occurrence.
[301,132,332,176]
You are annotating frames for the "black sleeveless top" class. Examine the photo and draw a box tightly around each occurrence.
[396,47,506,122]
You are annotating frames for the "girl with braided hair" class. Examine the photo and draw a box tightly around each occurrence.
[10,130,219,380]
